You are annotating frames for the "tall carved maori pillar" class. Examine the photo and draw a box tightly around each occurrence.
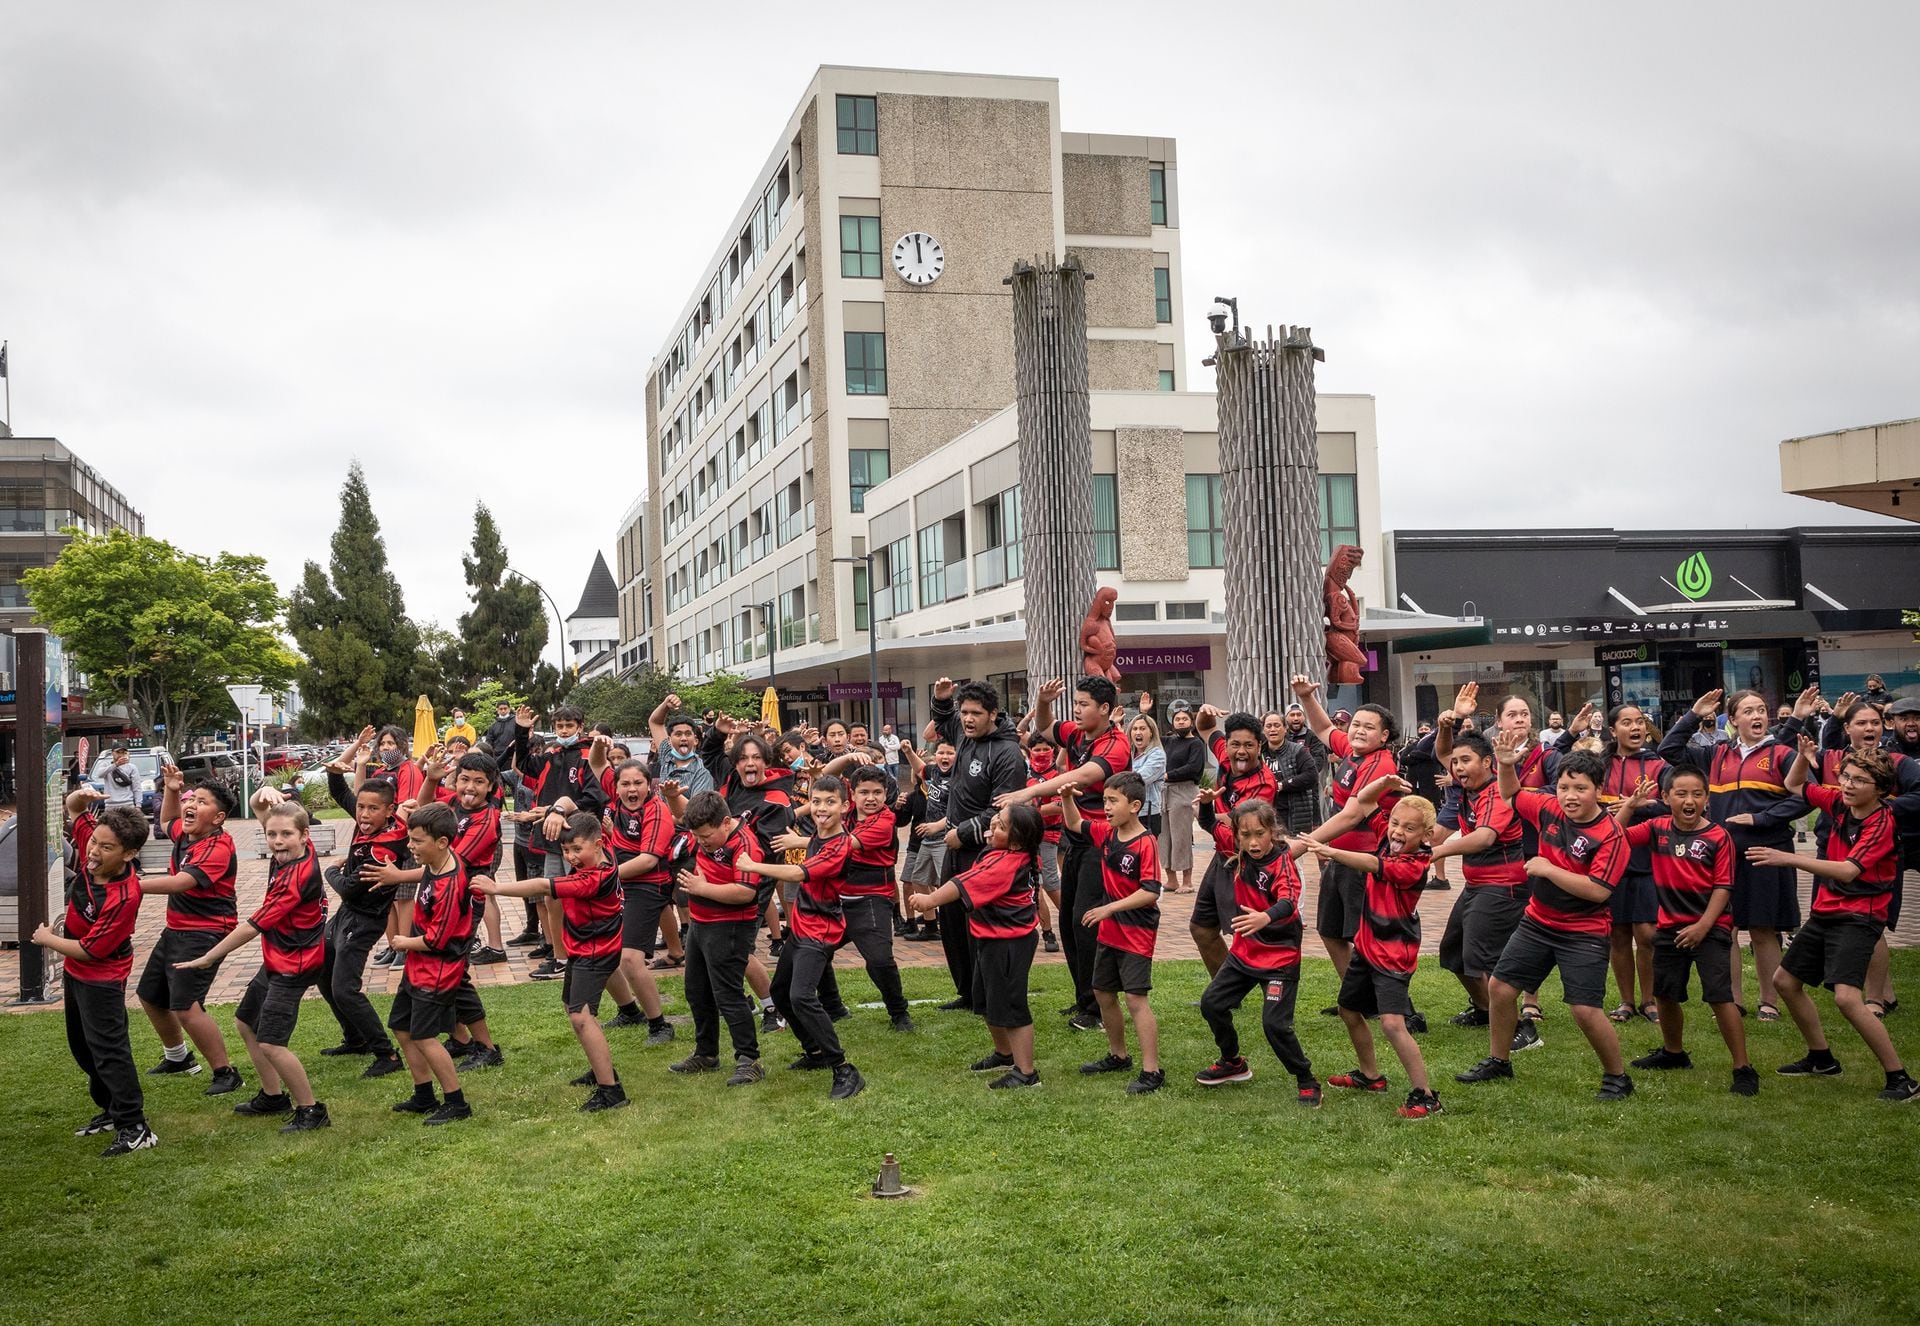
[1009,257,1098,689]
[1213,324,1327,713]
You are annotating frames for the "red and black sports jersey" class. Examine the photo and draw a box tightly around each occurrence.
[448,804,501,877]
[1087,818,1161,958]
[1227,848,1304,973]
[68,809,97,888]
[845,807,898,897]
[954,848,1039,940]
[1622,816,1734,930]
[1054,719,1130,822]
[553,861,624,959]
[1457,779,1525,886]
[1512,789,1629,936]
[1805,784,1899,922]
[250,845,328,977]
[1026,765,1064,845]
[724,771,797,856]
[1356,847,1430,976]
[1200,735,1281,855]
[404,859,473,994]
[789,832,850,946]
[331,815,413,916]
[603,794,674,890]
[62,866,141,985]
[362,759,426,805]
[1326,729,1399,851]
[689,825,771,924]
[162,819,238,934]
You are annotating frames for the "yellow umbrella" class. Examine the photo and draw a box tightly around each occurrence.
[760,686,781,732]
[412,694,437,755]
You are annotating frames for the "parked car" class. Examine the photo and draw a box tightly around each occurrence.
[262,747,300,774]
[176,750,247,795]
[87,748,174,818]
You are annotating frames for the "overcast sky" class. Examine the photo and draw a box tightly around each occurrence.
[3,3,1914,648]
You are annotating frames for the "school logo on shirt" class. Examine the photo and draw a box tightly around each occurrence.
[968,759,983,777]
[1119,853,1135,872]
[1569,834,1592,860]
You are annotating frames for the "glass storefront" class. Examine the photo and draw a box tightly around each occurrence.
[1407,660,1605,732]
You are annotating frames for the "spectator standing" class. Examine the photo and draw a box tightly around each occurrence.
[1160,703,1206,893]
[1129,716,1166,839]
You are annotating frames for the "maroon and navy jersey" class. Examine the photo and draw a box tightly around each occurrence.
[1201,735,1280,855]
[1227,848,1304,973]
[161,819,238,934]
[1326,729,1398,851]
[62,866,141,985]
[1055,719,1130,822]
[845,807,898,898]
[689,826,770,924]
[1457,780,1525,886]
[789,832,850,946]
[1805,784,1899,922]
[1597,749,1668,873]
[603,795,674,890]
[404,859,473,994]
[954,848,1039,941]
[1087,818,1161,957]
[250,845,327,977]
[1356,846,1430,976]
[1623,816,1734,930]
[1513,742,1550,792]
[1512,789,1628,936]
[554,861,624,959]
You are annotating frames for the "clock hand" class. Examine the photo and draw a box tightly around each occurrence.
[914,236,922,263]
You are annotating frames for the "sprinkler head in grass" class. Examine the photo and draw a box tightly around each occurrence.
[871,1151,916,1200]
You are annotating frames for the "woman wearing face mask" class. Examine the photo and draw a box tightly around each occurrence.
[1160,704,1206,893]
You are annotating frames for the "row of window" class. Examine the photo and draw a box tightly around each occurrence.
[663,363,811,544]
[667,583,822,677]
[665,475,814,613]
[660,249,810,473]
[1184,473,1360,568]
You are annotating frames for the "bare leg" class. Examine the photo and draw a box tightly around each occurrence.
[1709,1001,1750,1069]
[177,1003,231,1069]
[1865,935,1895,1007]
[1191,925,1228,978]
[1834,984,1906,1072]
[1728,932,1746,1007]
[1006,1024,1036,1075]
[481,896,505,950]
[415,1037,460,1093]
[140,999,183,1050]
[1339,1006,1380,1077]
[1657,997,1686,1053]
[1569,1004,1626,1076]
[745,955,772,1002]
[237,1018,281,1095]
[1633,923,1657,1011]
[1609,928,1636,1008]
[1379,1012,1429,1092]
[1456,971,1489,1009]
[1774,968,1826,1050]
[1126,992,1158,1073]
[1487,978,1521,1060]
[1095,989,1126,1059]
[262,1045,315,1106]
[1751,927,1784,1007]
[1323,936,1353,982]
[571,1011,618,1085]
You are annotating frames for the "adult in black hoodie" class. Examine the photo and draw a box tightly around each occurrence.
[1161,704,1207,891]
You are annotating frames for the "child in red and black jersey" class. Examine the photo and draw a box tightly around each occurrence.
[596,759,676,1044]
[479,813,633,1113]
[1748,740,1915,1100]
[1061,771,1164,1094]
[1025,735,1065,951]
[384,802,476,1126]
[670,792,774,1082]
[831,764,912,1029]
[1431,727,1530,1029]
[135,764,243,1093]
[1612,766,1754,1094]
[910,804,1047,1089]
[321,760,413,1075]
[1303,783,1444,1118]
[738,775,865,1101]
[1190,709,1281,978]
[33,805,153,1157]
[176,799,332,1131]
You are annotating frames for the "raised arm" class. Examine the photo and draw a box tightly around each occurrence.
[1289,675,1335,746]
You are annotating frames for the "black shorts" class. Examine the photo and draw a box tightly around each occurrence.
[1192,854,1234,930]
[1491,915,1611,1007]
[235,969,316,1047]
[1609,871,1657,927]
[1091,942,1153,996]
[1337,950,1415,1018]
[973,932,1037,1029]
[1652,926,1735,1005]
[1315,859,1368,942]
[623,883,673,953]
[1438,884,1527,980]
[1780,913,1883,992]
[388,979,460,1040]
[135,929,223,1012]
[563,954,619,1014]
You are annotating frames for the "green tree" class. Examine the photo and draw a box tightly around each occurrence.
[23,530,298,754]
[455,503,548,698]
[677,671,759,723]
[287,463,421,738]
[567,670,673,734]
[411,621,463,712]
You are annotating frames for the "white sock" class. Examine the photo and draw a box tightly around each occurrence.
[761,998,776,1013]
[164,1042,190,1062]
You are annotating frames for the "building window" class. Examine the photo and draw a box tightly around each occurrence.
[1093,474,1120,571]
[1149,165,1167,226]
[776,479,804,546]
[1158,369,1176,392]
[840,215,881,279]
[836,95,878,155]
[853,564,870,632]
[1154,266,1172,323]
[1186,474,1225,568]
[879,535,913,618]
[778,586,807,650]
[845,331,887,395]
[1115,601,1158,622]
[917,523,947,605]
[974,486,1023,589]
[848,448,890,512]
[1318,472,1360,563]
[1165,600,1208,621]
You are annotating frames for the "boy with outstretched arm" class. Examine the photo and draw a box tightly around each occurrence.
[318,754,411,1077]
[595,758,677,1045]
[1612,767,1756,1094]
[33,804,154,1157]
[476,813,631,1112]
[827,760,914,1032]
[508,703,607,981]
[670,790,771,1084]
[385,802,476,1126]
[1061,771,1165,1094]
[175,797,332,1131]
[135,764,244,1096]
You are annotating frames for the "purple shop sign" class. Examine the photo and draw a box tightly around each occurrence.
[1115,646,1212,673]
[827,681,904,701]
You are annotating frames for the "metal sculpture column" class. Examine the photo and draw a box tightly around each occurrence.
[1212,322,1327,713]
[1009,258,1098,689]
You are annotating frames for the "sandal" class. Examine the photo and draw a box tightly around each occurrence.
[1608,1003,1634,1023]
[1522,1003,1545,1023]
[1757,1003,1780,1023]
[1734,1003,1749,1018]
[648,954,685,971]
[1866,999,1890,1019]
[1883,998,1900,1016]
[1639,1001,1659,1024]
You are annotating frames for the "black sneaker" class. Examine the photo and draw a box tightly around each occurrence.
[423,1099,473,1126]
[1730,1066,1761,1096]
[788,1053,830,1072]
[147,1051,201,1077]
[1126,1069,1166,1095]
[373,947,396,967]
[100,1123,159,1158]
[1296,1080,1323,1108]
[988,1068,1042,1090]
[889,1013,916,1033]
[1449,1006,1490,1027]
[1405,1010,1428,1035]
[1080,1053,1134,1075]
[1776,1053,1843,1077]
[319,1042,372,1057]
[232,1089,291,1116]
[670,1053,720,1074]
[75,1111,114,1137]
[1630,1047,1694,1071]
[828,1007,854,1023]
[937,998,973,1012]
[1319,1005,1340,1017]
[1455,1056,1515,1084]
[1066,1011,1104,1032]
[767,938,786,959]
[528,943,554,959]
[1041,931,1060,953]
[472,946,508,964]
[363,1053,406,1079]
[829,1063,866,1101]
[1595,1072,1635,1102]
[601,1007,647,1030]
[508,927,543,947]
[458,1044,504,1071]
[726,1060,765,1086]
[392,1093,439,1114]
[1878,1075,1920,1103]
[443,1039,476,1061]
[1195,1058,1253,1086]
[280,1103,331,1133]
[529,958,564,981]
[580,1082,629,1113]
[204,1066,243,1097]
[761,1008,786,1035]
[645,1021,677,1046]
[970,1051,1016,1073]
[1510,1020,1545,1054]
[1398,1089,1444,1119]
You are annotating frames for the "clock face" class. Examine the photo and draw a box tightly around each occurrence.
[891,231,945,285]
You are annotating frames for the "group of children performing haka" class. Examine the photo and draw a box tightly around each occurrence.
[37,669,1916,1157]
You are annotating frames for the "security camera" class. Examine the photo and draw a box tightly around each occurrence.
[1207,309,1228,335]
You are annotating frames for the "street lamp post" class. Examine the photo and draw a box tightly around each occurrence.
[756,599,777,695]
[505,566,569,678]
[832,552,879,730]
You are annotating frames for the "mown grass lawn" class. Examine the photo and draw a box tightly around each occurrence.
[3,955,1917,1325]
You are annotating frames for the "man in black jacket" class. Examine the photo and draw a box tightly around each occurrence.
[481,701,518,756]
[1260,713,1322,835]
[1161,703,1207,892]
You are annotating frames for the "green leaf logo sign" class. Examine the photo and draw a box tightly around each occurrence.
[1676,552,1713,601]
